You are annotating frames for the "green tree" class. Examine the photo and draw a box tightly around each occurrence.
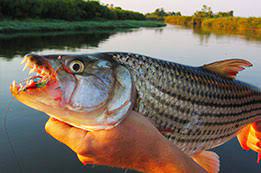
[194,5,213,18]
[145,8,182,20]
[214,10,234,18]
[0,0,146,20]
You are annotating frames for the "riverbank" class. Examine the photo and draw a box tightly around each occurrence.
[165,16,261,38]
[0,20,166,33]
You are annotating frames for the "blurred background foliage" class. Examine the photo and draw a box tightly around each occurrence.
[0,0,145,21]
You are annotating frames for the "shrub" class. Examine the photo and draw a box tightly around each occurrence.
[0,0,146,20]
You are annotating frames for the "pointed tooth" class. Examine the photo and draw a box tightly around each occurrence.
[10,80,19,94]
[20,57,27,65]
[43,69,49,75]
[23,62,30,71]
[12,80,16,87]
[28,68,34,74]
[23,65,28,71]
[33,65,37,71]
[18,83,24,92]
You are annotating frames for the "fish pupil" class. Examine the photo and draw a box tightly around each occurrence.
[73,64,80,72]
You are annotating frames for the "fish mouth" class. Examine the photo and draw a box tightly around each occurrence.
[10,54,57,94]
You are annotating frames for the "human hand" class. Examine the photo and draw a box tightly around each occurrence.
[45,111,205,173]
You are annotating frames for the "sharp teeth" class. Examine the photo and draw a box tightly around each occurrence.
[41,70,46,75]
[11,80,18,93]
[23,63,29,71]
[20,57,27,65]
[29,68,34,74]
[19,83,23,89]
[22,66,27,71]
[33,65,37,71]
[12,80,17,89]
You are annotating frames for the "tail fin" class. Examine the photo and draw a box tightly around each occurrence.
[237,121,261,163]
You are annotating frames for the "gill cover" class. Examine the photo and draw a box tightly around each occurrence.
[49,54,135,131]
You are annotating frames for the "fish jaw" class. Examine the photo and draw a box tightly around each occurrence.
[10,54,63,114]
[10,54,135,131]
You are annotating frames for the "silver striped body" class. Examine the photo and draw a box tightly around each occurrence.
[104,52,261,155]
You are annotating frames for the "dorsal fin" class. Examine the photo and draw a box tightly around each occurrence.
[202,59,253,79]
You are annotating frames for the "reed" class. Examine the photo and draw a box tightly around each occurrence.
[165,16,261,36]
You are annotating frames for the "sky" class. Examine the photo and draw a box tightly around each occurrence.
[100,0,261,17]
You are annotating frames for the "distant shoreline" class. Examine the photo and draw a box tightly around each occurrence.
[165,16,261,39]
[0,20,166,33]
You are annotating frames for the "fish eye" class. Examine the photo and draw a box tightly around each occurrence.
[69,60,85,73]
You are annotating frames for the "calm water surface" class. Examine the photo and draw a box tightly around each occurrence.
[0,25,261,173]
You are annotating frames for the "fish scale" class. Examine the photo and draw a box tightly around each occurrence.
[107,52,261,155]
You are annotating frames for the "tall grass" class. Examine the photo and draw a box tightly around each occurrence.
[165,16,261,36]
[202,17,261,33]
[165,16,193,26]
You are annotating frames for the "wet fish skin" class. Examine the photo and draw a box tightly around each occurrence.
[98,52,261,155]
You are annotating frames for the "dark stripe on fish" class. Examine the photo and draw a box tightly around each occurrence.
[150,80,261,108]
[170,129,237,143]
[144,96,261,126]
[149,91,261,118]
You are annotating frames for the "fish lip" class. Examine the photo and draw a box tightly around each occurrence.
[10,54,57,94]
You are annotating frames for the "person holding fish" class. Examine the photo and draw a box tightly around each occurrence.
[11,53,261,173]
[45,111,207,173]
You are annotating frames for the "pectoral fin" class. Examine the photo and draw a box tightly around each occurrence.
[192,151,220,173]
[203,59,252,79]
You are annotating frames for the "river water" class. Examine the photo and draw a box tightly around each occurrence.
[0,25,261,173]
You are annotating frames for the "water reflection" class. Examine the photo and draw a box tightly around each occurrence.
[0,30,123,59]
[0,26,260,60]
[192,26,261,43]
[192,27,212,45]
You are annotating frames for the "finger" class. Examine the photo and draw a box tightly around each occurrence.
[45,118,89,152]
[45,118,72,143]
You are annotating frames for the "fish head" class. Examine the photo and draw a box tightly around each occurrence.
[10,54,134,131]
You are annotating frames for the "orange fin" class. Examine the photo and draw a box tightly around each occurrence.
[237,121,261,163]
[192,151,220,173]
[237,124,251,150]
[203,59,253,79]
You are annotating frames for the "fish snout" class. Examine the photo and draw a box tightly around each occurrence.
[22,54,53,73]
